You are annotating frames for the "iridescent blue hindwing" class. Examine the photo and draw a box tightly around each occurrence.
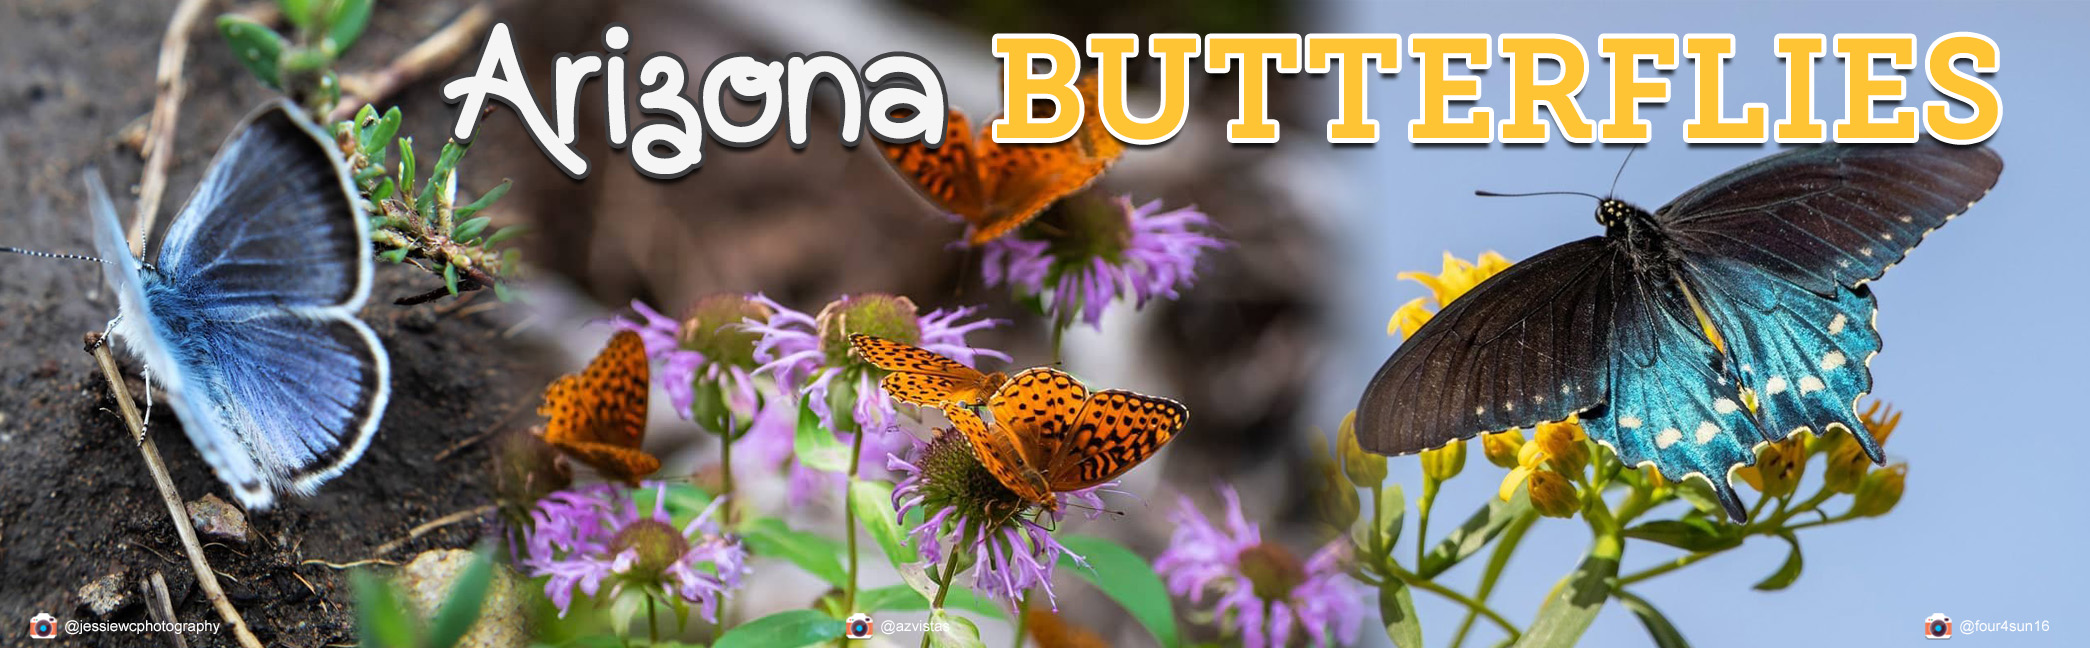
[1685,254,1885,461]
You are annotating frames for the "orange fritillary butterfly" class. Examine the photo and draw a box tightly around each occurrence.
[850,333,1007,409]
[941,367,1187,511]
[537,330,660,487]
[877,73,1126,246]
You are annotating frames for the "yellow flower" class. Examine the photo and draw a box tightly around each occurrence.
[1387,251,1515,339]
[1336,410,1386,487]
[1852,463,1908,517]
[1497,418,1590,513]
[1736,433,1808,497]
[1527,470,1580,518]
[1481,429,1526,469]
[1824,401,1902,493]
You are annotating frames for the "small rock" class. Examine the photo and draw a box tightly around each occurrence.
[185,494,249,544]
[77,570,132,617]
[398,549,526,648]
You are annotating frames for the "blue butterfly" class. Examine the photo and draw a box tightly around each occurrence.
[80,100,389,510]
[1355,143,2003,521]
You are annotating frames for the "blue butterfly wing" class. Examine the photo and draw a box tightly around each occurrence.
[1658,143,2003,294]
[112,101,387,509]
[157,102,371,310]
[1357,238,1618,455]
[1582,273,1761,522]
[1685,254,1885,461]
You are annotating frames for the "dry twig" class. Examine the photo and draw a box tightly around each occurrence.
[329,3,495,122]
[85,332,264,648]
[370,504,499,557]
[130,0,213,257]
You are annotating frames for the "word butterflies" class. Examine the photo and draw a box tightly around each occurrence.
[68,101,390,510]
[538,331,661,486]
[850,333,1006,408]
[878,73,1125,246]
[944,368,1186,511]
[1356,142,2003,521]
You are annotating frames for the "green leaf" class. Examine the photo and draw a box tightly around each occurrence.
[371,177,396,201]
[216,16,286,88]
[425,548,495,648]
[1379,577,1423,648]
[452,216,492,242]
[850,479,911,569]
[1515,538,1619,648]
[795,397,851,472]
[1752,530,1804,591]
[1057,535,1180,648]
[351,569,420,648]
[741,516,847,586]
[1671,476,1728,518]
[323,0,374,55]
[928,610,986,648]
[1624,519,1740,553]
[1614,589,1691,648]
[379,248,408,263]
[484,224,528,248]
[457,180,513,219]
[443,262,459,295]
[397,137,417,201]
[713,609,838,648]
[854,584,927,613]
[827,370,861,433]
[493,281,514,303]
[369,107,403,156]
[1419,488,1532,579]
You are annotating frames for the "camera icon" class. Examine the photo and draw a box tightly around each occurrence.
[843,613,874,640]
[28,613,58,640]
[1924,613,1952,639]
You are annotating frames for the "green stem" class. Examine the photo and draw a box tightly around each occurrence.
[842,429,866,617]
[1387,563,1520,641]
[1011,592,1030,648]
[1416,480,1437,567]
[1369,485,1386,561]
[1448,509,1538,648]
[922,548,966,648]
[646,595,658,645]
[1049,322,1067,366]
[1613,481,1656,526]
[719,417,736,526]
[1783,512,1858,532]
[1616,551,1716,585]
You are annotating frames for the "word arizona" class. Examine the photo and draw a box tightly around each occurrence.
[995,32,2000,145]
[443,24,947,178]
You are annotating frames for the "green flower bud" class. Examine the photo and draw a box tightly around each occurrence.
[1421,439,1466,484]
[680,294,773,368]
[1528,470,1580,519]
[1337,411,1387,487]
[816,294,921,367]
[1851,463,1907,518]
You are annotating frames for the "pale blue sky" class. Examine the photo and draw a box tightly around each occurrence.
[1310,2,2088,646]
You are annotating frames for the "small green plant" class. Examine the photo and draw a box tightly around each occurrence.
[352,548,497,648]
[218,0,524,304]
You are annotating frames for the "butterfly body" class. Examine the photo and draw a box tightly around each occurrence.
[878,75,1124,246]
[1357,143,2002,521]
[83,101,390,511]
[538,331,660,486]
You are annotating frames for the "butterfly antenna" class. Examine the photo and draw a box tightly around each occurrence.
[1473,190,1603,202]
[0,247,113,265]
[1609,144,1639,197]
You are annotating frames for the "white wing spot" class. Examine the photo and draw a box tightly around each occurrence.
[1504,401,1515,413]
[1694,421,1720,444]
[1799,376,1827,394]
[1828,314,1848,335]
[1656,428,1683,449]
[1766,376,1789,395]
[1532,395,1545,405]
[1859,247,1875,258]
[1475,406,1486,416]
[1740,363,1753,374]
[1713,398,1739,414]
[1820,351,1847,371]
[1560,385,1572,396]
[1899,215,1915,223]
[1838,259,1853,268]
[1620,415,1643,429]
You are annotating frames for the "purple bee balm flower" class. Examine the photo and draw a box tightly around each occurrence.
[887,432,1111,610]
[743,293,1006,460]
[519,483,748,620]
[981,196,1224,329]
[1154,486,1368,648]
[611,299,763,422]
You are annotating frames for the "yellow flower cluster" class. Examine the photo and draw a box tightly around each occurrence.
[1387,251,1513,339]
[1497,419,1588,517]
